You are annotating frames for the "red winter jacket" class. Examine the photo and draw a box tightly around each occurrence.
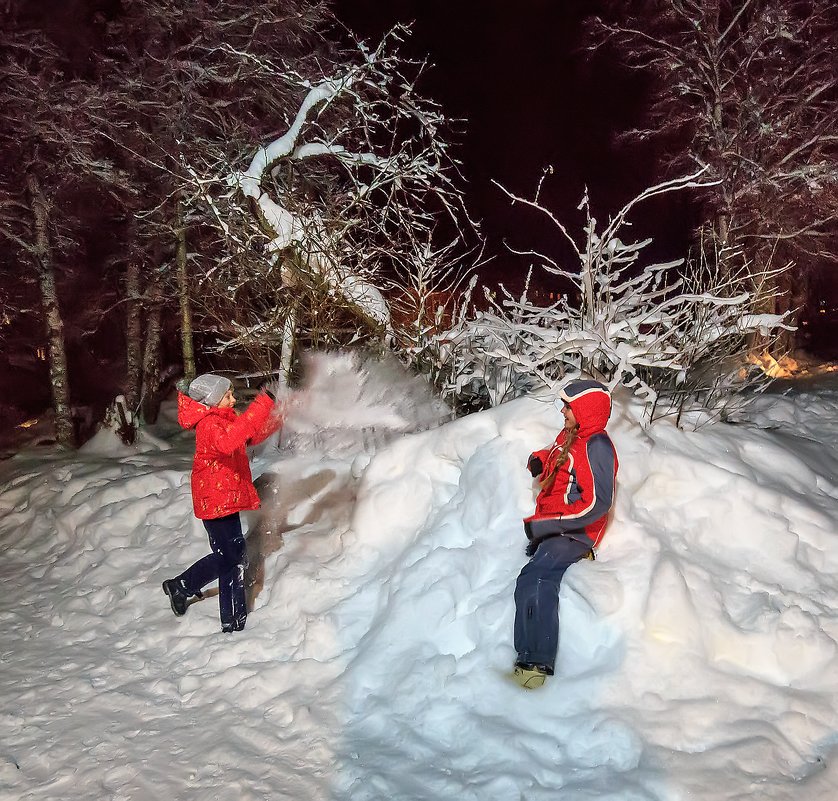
[525,381,618,548]
[178,392,280,520]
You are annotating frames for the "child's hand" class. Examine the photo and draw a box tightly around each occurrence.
[527,456,543,477]
[259,380,293,405]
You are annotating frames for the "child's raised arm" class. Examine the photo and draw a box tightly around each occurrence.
[206,394,274,456]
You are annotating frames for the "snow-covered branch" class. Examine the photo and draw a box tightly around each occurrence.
[591,0,838,341]
[181,25,472,372]
[427,178,793,421]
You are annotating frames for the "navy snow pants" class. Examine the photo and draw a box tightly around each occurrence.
[513,534,593,671]
[179,512,247,631]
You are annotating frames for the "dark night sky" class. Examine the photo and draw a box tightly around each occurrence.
[334,0,696,288]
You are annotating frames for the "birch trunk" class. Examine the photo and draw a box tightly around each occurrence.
[279,308,296,384]
[25,170,74,449]
[125,259,143,411]
[141,271,163,424]
[175,196,196,382]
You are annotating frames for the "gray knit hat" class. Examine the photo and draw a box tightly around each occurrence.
[188,373,232,407]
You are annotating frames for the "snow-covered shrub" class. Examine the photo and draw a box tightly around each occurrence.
[425,172,793,422]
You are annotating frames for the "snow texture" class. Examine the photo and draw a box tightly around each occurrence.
[2,360,838,801]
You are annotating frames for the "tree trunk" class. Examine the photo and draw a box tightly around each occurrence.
[279,307,296,384]
[141,270,164,424]
[175,195,196,382]
[745,250,787,357]
[774,259,805,355]
[788,270,808,353]
[25,170,74,449]
[125,259,143,411]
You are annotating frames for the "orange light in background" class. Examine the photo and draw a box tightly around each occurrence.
[746,351,799,379]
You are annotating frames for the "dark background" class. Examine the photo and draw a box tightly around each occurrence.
[2,0,835,442]
[334,0,697,289]
[335,0,836,354]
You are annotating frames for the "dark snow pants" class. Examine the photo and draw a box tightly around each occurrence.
[179,512,247,631]
[513,534,593,671]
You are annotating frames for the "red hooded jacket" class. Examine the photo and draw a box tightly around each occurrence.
[525,380,618,548]
[178,392,280,520]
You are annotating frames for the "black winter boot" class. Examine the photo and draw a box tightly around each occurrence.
[162,578,189,617]
[221,616,246,634]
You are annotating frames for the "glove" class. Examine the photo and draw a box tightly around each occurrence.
[258,380,277,401]
[525,540,539,558]
[527,456,543,477]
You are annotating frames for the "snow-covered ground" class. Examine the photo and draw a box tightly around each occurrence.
[2,359,838,801]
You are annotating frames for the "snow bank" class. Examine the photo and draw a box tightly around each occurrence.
[2,369,838,801]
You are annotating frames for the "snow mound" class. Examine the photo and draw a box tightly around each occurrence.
[2,374,838,800]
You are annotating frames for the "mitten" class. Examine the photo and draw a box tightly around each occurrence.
[258,381,277,401]
[527,455,544,477]
[525,540,539,558]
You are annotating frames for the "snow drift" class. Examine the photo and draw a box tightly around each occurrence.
[2,366,838,801]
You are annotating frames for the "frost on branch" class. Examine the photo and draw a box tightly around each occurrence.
[430,172,793,422]
[591,1,838,341]
[184,26,470,377]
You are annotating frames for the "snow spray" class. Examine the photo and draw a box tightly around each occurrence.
[277,351,452,458]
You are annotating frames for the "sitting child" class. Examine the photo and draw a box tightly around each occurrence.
[512,379,618,688]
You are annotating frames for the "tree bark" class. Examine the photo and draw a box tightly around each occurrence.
[141,270,163,424]
[25,169,74,448]
[125,259,143,410]
[175,195,196,382]
[279,307,296,384]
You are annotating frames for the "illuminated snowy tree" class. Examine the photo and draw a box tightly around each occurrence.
[185,26,470,381]
[593,0,838,339]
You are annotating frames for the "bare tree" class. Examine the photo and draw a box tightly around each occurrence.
[0,24,115,447]
[186,26,473,380]
[1,2,472,440]
[593,0,838,341]
[87,0,340,395]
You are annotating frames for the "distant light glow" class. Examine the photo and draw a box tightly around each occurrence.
[747,351,838,379]
[747,351,799,379]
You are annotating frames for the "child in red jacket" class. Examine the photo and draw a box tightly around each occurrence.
[163,373,280,633]
[512,379,618,688]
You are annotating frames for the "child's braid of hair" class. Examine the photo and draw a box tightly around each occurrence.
[539,425,579,493]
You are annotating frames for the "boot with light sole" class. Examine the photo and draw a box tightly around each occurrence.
[510,663,550,689]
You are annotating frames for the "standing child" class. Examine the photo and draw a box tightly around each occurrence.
[163,373,281,633]
[512,379,618,688]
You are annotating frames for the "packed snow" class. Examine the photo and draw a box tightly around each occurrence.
[2,358,838,801]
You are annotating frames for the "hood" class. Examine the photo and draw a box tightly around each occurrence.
[559,379,612,438]
[177,392,234,430]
